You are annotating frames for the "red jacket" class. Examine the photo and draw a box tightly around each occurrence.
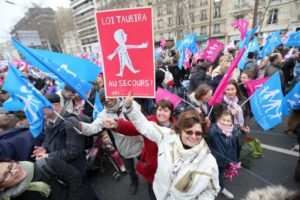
[116,115,176,183]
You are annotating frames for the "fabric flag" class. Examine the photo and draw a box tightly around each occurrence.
[92,91,104,120]
[239,25,259,48]
[260,30,282,58]
[230,19,249,40]
[250,72,286,131]
[155,87,182,108]
[284,81,300,110]
[209,47,246,106]
[193,45,202,62]
[176,34,198,69]
[32,48,101,82]
[2,64,52,137]
[244,77,269,97]
[12,38,93,100]
[160,38,166,48]
[282,31,292,45]
[285,31,300,47]
[202,39,224,63]
[238,37,261,69]
[184,49,192,69]
[3,95,25,112]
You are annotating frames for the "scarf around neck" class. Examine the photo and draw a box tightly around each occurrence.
[217,122,233,137]
[223,95,244,127]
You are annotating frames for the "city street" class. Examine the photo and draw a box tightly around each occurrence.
[89,117,300,200]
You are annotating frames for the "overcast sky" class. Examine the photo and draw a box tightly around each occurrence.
[0,0,71,43]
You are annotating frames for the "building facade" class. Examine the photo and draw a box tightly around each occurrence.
[62,30,82,55]
[11,7,62,52]
[70,0,98,52]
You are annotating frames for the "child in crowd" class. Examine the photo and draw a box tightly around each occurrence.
[206,110,241,199]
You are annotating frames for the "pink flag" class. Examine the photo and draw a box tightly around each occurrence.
[244,77,269,97]
[209,47,246,106]
[184,49,192,69]
[231,19,249,40]
[202,39,224,63]
[155,87,182,108]
[160,38,166,49]
[282,31,292,44]
[193,45,203,62]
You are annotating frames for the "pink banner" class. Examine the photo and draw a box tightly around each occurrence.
[202,39,224,63]
[155,87,182,108]
[244,77,269,97]
[96,7,155,98]
[209,47,246,106]
[160,38,166,49]
[230,19,249,40]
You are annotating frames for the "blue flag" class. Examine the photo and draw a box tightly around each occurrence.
[250,72,286,131]
[260,30,282,58]
[3,95,24,112]
[285,31,300,47]
[92,91,104,120]
[239,25,259,48]
[2,64,52,137]
[32,49,101,82]
[12,38,93,100]
[176,34,198,69]
[238,37,261,69]
[285,81,300,110]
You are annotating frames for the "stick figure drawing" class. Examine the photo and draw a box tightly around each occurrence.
[107,29,148,77]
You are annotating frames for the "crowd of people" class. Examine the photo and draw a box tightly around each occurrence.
[0,40,300,200]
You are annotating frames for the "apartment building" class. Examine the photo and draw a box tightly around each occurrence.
[71,0,98,52]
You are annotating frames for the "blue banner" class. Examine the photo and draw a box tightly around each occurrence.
[238,37,261,69]
[176,34,197,69]
[285,81,300,110]
[250,72,286,131]
[12,38,93,100]
[2,64,52,137]
[92,91,104,120]
[260,30,282,58]
[285,31,300,47]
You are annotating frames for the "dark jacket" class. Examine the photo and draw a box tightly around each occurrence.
[12,158,93,200]
[264,63,285,93]
[42,112,86,173]
[206,124,240,168]
[207,74,224,92]
[0,127,44,161]
[188,66,210,92]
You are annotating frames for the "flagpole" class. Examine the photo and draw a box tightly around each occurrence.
[53,110,82,134]
[240,96,251,108]
[207,106,214,118]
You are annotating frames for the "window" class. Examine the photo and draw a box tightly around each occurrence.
[201,26,207,35]
[189,0,194,7]
[200,0,208,6]
[213,24,220,33]
[235,0,244,8]
[214,6,221,18]
[178,16,184,25]
[259,0,265,5]
[168,31,174,39]
[168,17,173,26]
[158,19,164,29]
[267,9,278,24]
[201,10,207,21]
[157,7,162,16]
[179,30,184,38]
[178,2,183,12]
[190,13,195,22]
[167,4,172,14]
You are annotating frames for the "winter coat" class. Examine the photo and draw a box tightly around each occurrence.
[42,111,87,173]
[57,91,77,114]
[186,92,211,117]
[115,115,176,183]
[206,124,239,168]
[188,66,210,93]
[124,105,220,200]
[6,158,93,200]
[207,74,224,92]
[81,99,144,158]
[0,127,44,161]
[264,63,285,92]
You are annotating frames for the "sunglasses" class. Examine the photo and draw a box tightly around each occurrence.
[184,129,203,136]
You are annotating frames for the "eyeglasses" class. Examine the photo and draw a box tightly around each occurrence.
[0,161,15,185]
[184,129,203,136]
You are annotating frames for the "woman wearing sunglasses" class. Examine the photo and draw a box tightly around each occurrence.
[0,158,93,200]
[119,92,220,199]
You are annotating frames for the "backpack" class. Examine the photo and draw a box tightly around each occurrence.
[159,67,174,88]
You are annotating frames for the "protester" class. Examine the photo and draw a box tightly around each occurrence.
[103,99,176,200]
[56,85,77,114]
[0,158,93,200]
[120,92,220,199]
[264,53,285,92]
[188,62,212,93]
